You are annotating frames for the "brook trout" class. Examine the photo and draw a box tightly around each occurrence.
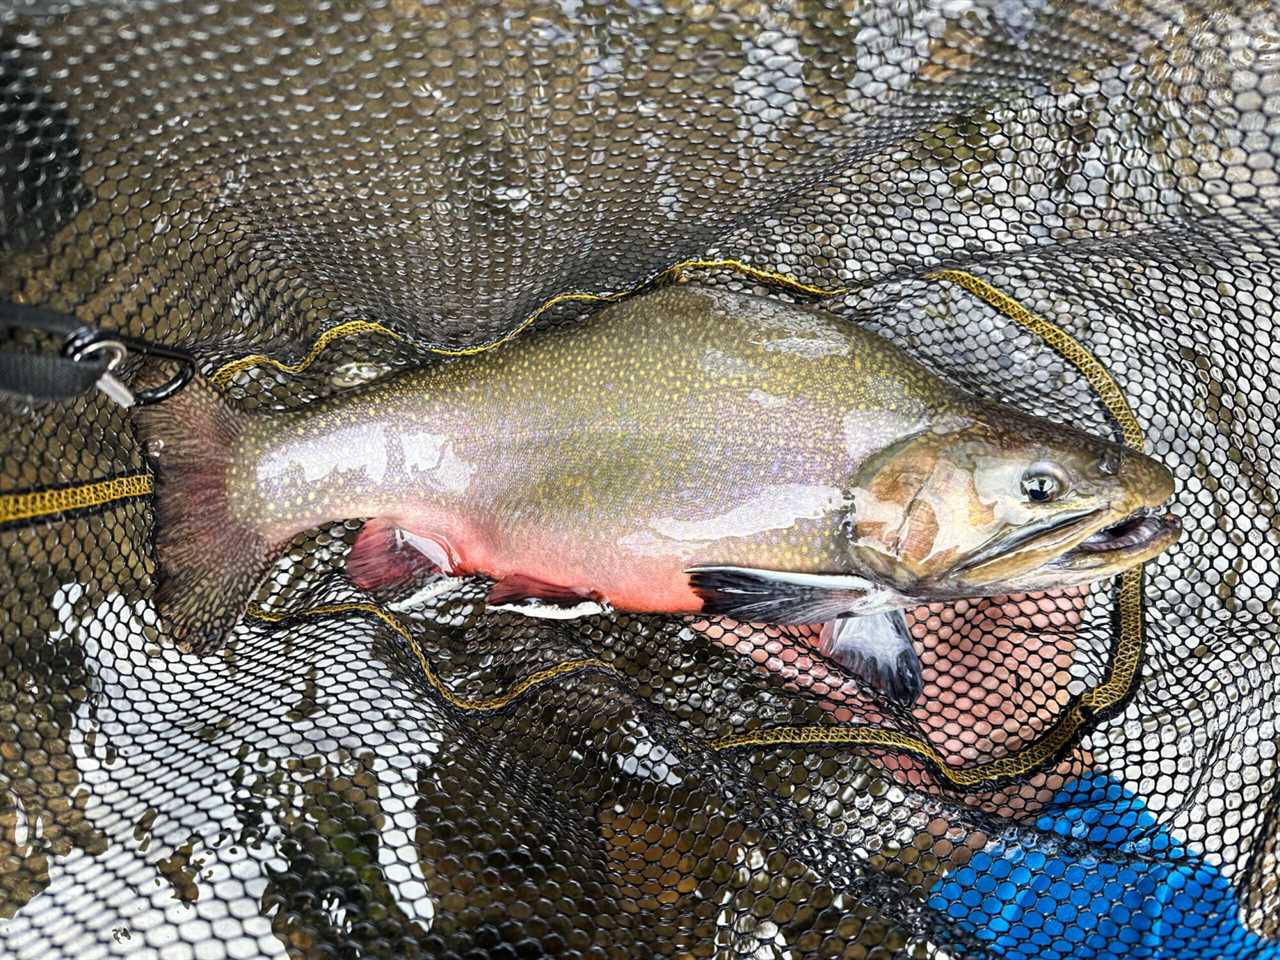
[137,285,1180,703]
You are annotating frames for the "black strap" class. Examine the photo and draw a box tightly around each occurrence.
[0,302,107,401]
[0,302,195,404]
[0,350,107,400]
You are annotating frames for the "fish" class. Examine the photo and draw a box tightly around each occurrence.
[134,285,1181,704]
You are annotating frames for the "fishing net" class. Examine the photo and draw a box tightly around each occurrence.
[1,0,1278,956]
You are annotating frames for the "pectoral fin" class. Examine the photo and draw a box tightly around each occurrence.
[687,566,891,624]
[348,520,453,590]
[820,610,922,705]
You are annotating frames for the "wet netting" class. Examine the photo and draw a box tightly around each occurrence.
[1,0,1279,957]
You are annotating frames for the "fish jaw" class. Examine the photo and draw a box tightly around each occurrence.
[1035,511,1182,580]
[930,506,1181,597]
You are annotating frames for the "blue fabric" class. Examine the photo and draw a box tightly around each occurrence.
[927,772,1279,959]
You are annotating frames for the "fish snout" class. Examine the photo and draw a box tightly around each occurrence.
[1129,451,1176,509]
[1100,446,1175,512]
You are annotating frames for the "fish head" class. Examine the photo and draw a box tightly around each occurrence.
[844,406,1181,598]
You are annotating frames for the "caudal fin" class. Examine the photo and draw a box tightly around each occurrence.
[133,377,273,655]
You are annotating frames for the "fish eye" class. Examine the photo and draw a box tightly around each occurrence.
[1021,462,1067,503]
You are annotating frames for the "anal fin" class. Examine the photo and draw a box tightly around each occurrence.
[820,610,922,706]
[487,574,610,620]
[348,519,454,591]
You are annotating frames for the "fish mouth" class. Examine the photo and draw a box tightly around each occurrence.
[1044,509,1182,571]
[946,502,1181,589]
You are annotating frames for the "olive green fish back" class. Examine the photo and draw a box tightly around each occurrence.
[1,1,1279,956]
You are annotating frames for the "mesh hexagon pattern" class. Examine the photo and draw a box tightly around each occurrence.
[1,1,1278,957]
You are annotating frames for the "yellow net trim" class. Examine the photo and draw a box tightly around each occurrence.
[0,473,154,525]
[925,270,1143,448]
[210,320,403,387]
[208,258,852,385]
[248,602,616,712]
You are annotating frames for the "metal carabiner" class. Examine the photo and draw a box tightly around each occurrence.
[118,333,197,406]
[71,338,135,407]
[62,329,196,406]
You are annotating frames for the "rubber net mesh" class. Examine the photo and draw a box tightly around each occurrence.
[1,1,1279,957]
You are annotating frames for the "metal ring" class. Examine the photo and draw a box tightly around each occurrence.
[72,338,127,371]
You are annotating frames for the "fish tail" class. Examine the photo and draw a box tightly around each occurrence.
[133,377,271,656]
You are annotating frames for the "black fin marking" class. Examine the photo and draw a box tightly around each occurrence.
[687,565,885,624]
[821,609,923,705]
[133,377,274,656]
